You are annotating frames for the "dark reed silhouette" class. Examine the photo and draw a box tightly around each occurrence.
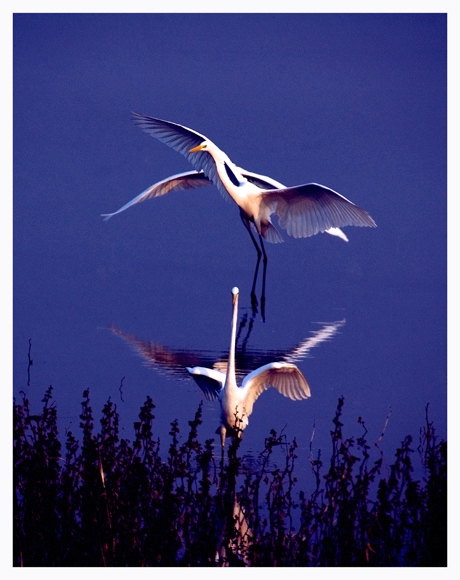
[13,387,446,567]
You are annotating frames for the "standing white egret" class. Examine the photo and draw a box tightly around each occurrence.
[186,287,311,450]
[102,113,377,316]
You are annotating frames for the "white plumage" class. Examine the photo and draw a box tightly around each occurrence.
[102,113,376,248]
[186,287,311,449]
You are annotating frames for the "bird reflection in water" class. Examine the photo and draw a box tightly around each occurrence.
[102,113,376,319]
[109,290,345,453]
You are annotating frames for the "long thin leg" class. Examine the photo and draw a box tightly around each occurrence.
[240,213,263,317]
[257,232,268,322]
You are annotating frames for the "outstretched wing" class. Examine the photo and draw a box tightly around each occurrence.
[101,171,211,220]
[261,182,376,238]
[186,366,225,402]
[241,362,311,416]
[239,169,349,241]
[131,113,228,200]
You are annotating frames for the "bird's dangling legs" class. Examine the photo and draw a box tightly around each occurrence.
[248,232,262,316]
[257,232,268,322]
[240,213,267,322]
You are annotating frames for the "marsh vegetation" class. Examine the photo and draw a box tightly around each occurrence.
[13,387,446,566]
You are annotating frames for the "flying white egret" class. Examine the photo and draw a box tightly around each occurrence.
[186,287,311,450]
[102,113,377,316]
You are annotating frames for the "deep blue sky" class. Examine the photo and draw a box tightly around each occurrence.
[12,13,447,477]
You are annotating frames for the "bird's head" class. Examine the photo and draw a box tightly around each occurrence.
[189,141,209,153]
[232,286,239,305]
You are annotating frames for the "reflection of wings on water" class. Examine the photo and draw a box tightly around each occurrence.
[109,318,346,385]
[283,319,346,364]
[109,324,225,379]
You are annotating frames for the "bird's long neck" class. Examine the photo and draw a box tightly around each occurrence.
[227,291,239,387]
[208,147,254,206]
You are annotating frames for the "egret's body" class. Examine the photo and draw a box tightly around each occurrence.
[186,287,311,449]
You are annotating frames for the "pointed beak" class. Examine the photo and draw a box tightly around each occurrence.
[189,143,205,153]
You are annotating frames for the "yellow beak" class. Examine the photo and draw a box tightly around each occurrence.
[189,143,205,153]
